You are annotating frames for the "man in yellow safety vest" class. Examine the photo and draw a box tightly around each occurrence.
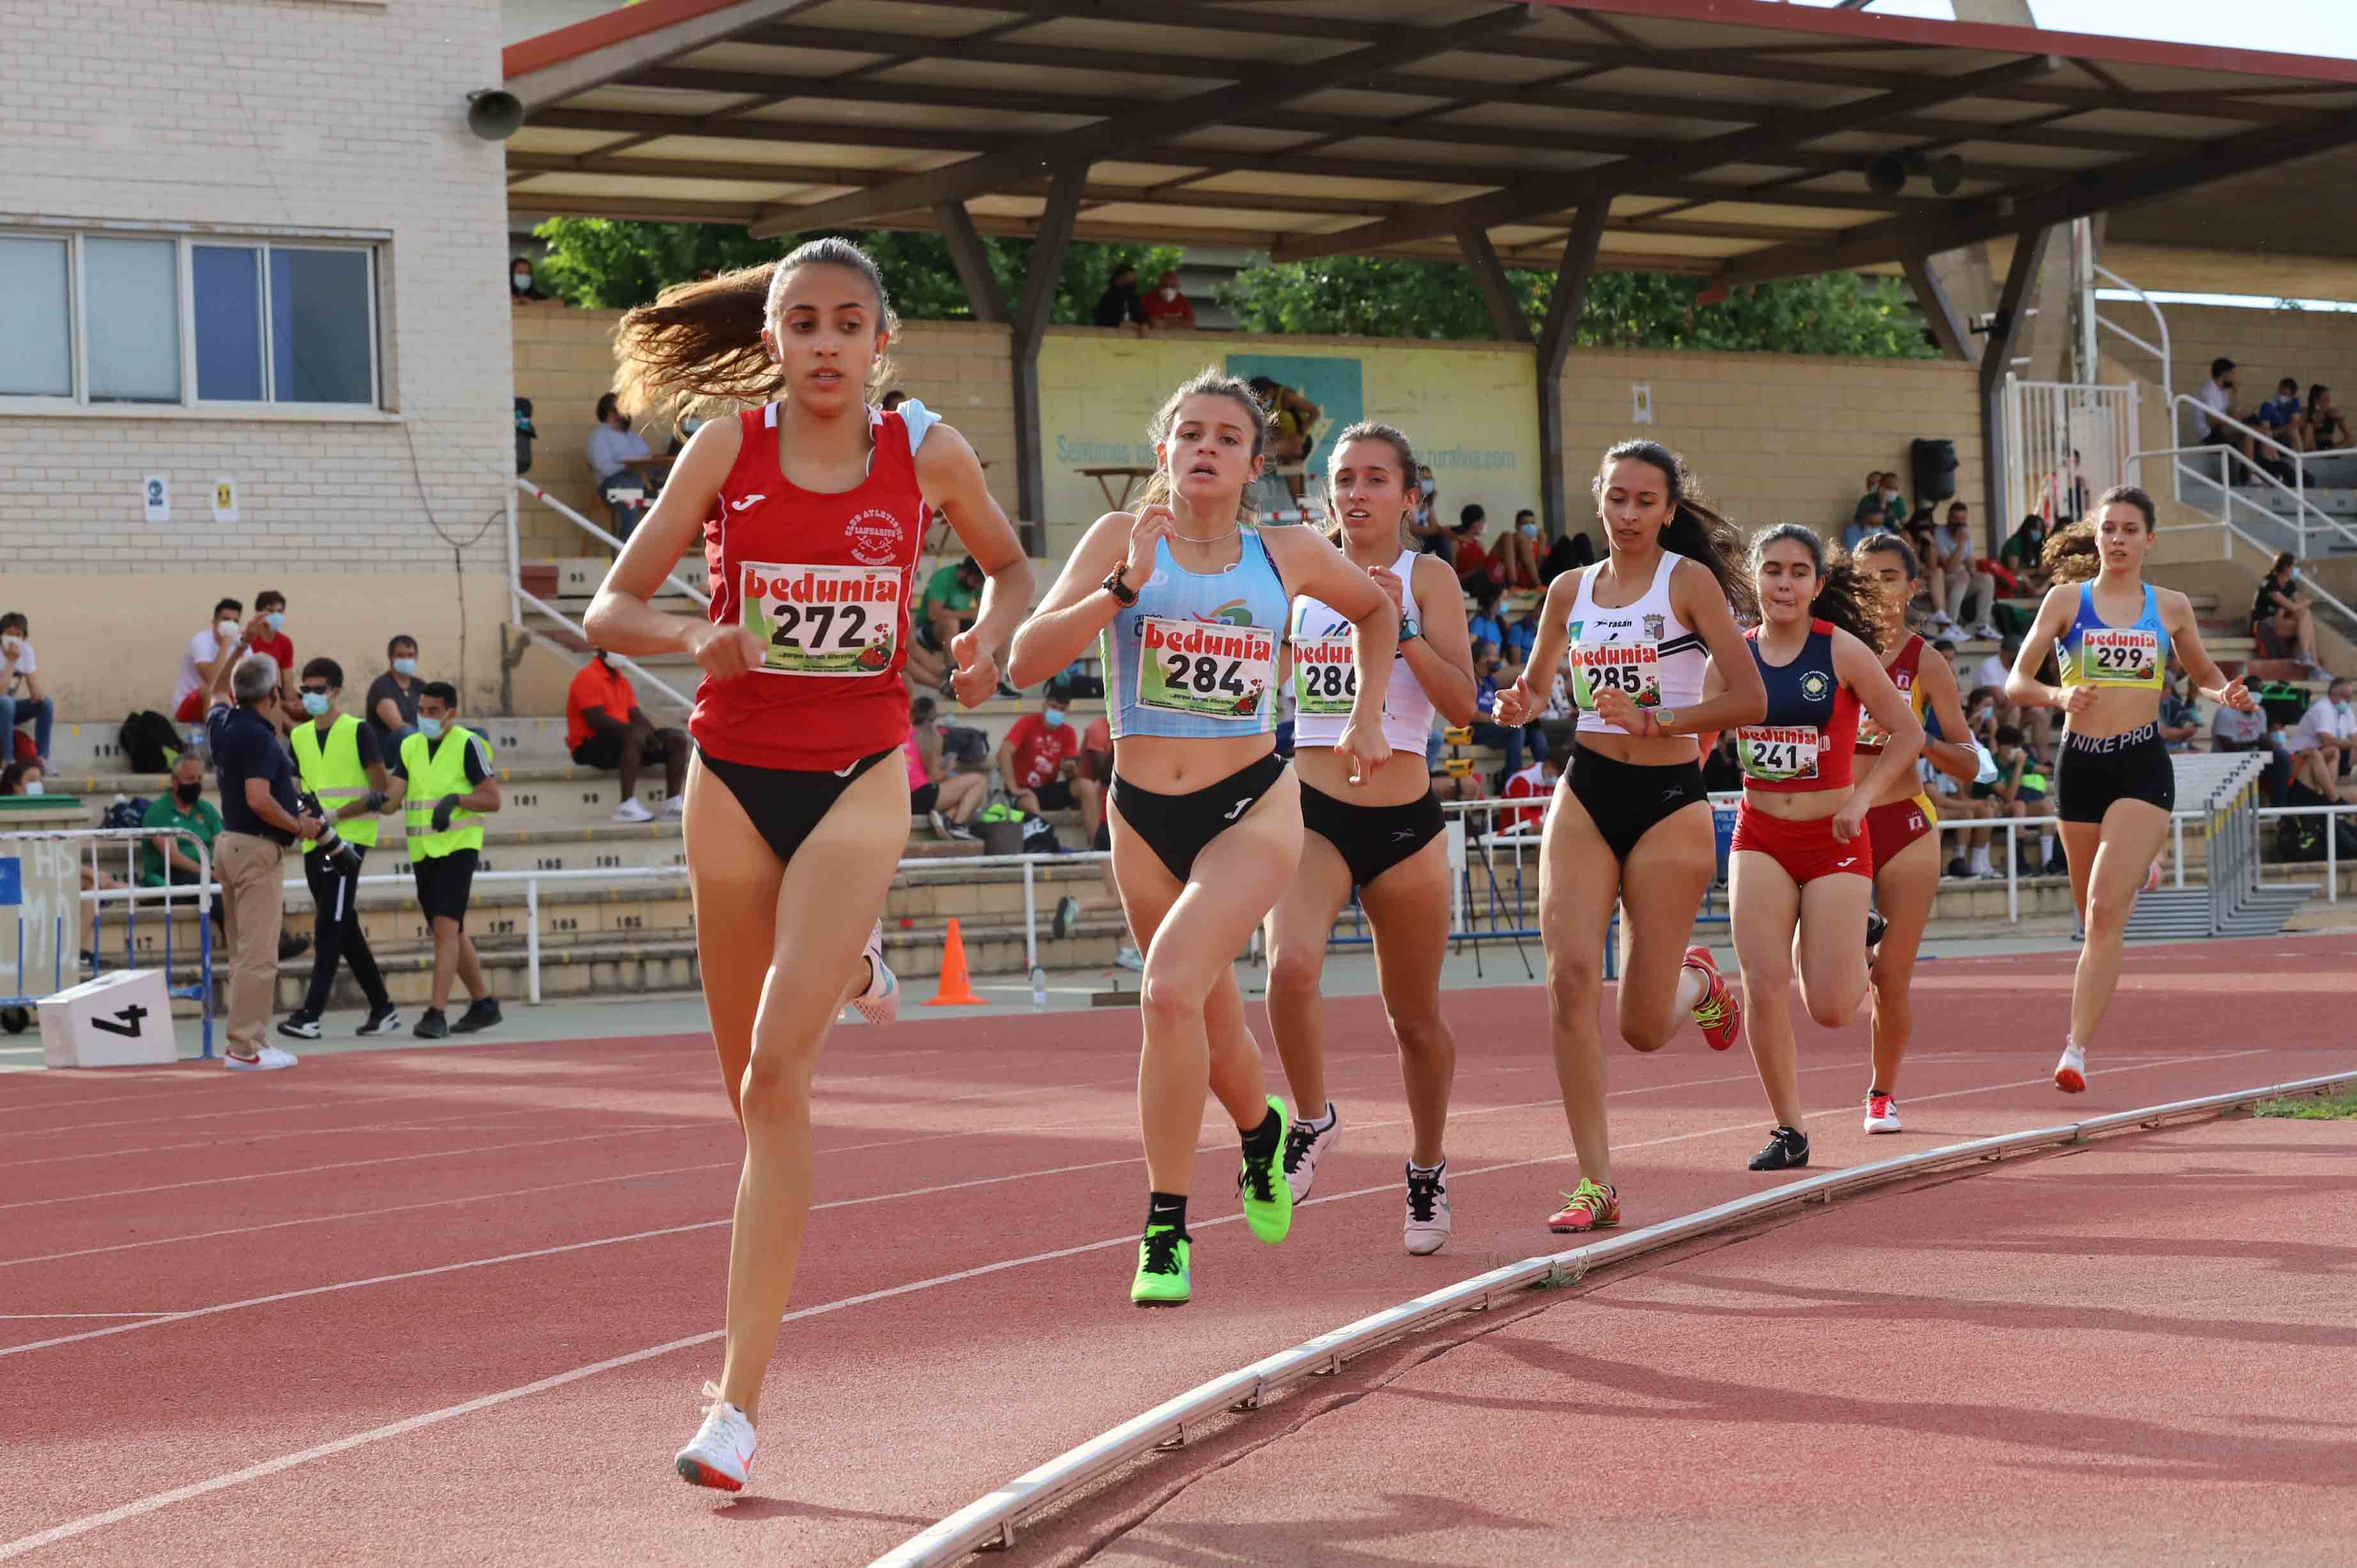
[387,680,503,1039]
[280,657,401,1041]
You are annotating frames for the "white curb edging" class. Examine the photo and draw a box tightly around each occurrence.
[869,1068,2357,1565]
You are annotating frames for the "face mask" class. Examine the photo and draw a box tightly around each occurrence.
[1160,288,1178,302]
[175,782,201,805]
[418,716,444,740]
[265,612,285,632]
[617,414,634,433]
[1042,710,1066,729]
[302,691,331,717]
[23,781,43,796]
[1419,479,1436,497]
[1,635,18,651]
[217,620,240,642]
[392,658,417,678]
[511,270,532,291]
[1520,523,1538,539]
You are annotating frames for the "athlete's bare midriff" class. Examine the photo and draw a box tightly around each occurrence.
[1295,741,1430,807]
[1113,730,1278,793]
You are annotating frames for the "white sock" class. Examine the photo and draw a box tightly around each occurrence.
[1970,846,1991,874]
[2037,831,2053,863]
[1675,961,1709,1014]
[1408,1158,1444,1176]
[1304,1102,1336,1131]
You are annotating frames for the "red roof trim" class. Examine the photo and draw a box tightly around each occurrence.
[504,0,759,82]
[1533,0,2357,89]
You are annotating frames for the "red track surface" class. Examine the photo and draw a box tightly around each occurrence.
[4,935,2354,1566]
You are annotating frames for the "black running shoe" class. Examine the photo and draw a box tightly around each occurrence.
[412,1007,449,1040]
[356,1004,403,1037]
[449,997,503,1035]
[276,1013,320,1041]
[1748,1126,1810,1171]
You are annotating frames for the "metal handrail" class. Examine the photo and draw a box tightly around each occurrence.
[2162,394,2357,555]
[515,476,710,607]
[2092,262,2171,399]
[867,1068,2357,1567]
[511,584,694,715]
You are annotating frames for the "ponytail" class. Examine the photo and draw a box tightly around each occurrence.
[2041,483,2156,584]
[1750,523,1890,655]
[1133,366,1268,520]
[613,237,898,414]
[1594,440,1757,623]
[1319,420,1420,549]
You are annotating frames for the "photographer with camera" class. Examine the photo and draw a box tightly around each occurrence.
[385,682,502,1039]
[279,657,401,1042]
[202,630,324,1072]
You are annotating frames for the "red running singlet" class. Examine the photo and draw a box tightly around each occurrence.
[693,403,929,772]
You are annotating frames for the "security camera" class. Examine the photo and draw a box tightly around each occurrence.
[467,89,525,142]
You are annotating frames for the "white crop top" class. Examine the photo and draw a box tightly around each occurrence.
[1288,547,1437,755]
[1564,551,1709,735]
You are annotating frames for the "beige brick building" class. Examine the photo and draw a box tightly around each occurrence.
[2,0,514,725]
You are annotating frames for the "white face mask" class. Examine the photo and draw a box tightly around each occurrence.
[22,781,43,796]
[1160,287,1178,301]
[1,635,18,651]
[216,619,239,642]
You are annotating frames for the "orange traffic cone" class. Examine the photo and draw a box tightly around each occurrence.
[924,917,987,1007]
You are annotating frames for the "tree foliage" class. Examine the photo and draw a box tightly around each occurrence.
[530,218,1178,327]
[1216,256,1938,359]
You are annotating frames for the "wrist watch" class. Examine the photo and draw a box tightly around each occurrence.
[1101,564,1139,608]
[1397,614,1420,644]
[1652,707,1677,735]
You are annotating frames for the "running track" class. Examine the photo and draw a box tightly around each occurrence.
[5,936,2354,1565]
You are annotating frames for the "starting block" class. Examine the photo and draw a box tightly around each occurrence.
[40,969,178,1069]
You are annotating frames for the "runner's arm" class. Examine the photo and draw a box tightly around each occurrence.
[1914,641,1980,785]
[916,425,1034,693]
[2162,587,2254,710]
[585,417,743,659]
[1007,512,1139,688]
[1835,628,1924,805]
[2004,585,2076,710]
[1405,552,1478,727]
[1651,557,1766,738]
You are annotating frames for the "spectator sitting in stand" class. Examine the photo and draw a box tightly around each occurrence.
[244,589,294,676]
[173,598,245,727]
[1502,596,1541,671]
[1466,581,1506,659]
[139,752,226,939]
[2252,552,2324,676]
[1975,638,2013,697]
[1702,730,1743,793]
[1141,271,1195,330]
[587,392,660,539]
[1450,506,1493,591]
[1,611,51,765]
[2158,660,2201,753]
[1839,501,1894,555]
[1250,377,1321,502]
[367,635,423,750]
[2211,690,2287,803]
[907,694,986,841]
[1468,640,1546,788]
[1852,471,1901,531]
[1412,467,1447,561]
[2288,676,2354,798]
[997,683,1094,833]
[1997,513,2050,598]
[1539,528,1595,584]
[2193,357,2267,481]
[1093,265,1148,337]
[906,554,984,694]
[1489,509,1543,589]
[2255,375,2308,451]
[566,649,688,823]
[1972,724,2053,876]
[1499,754,1559,833]
[1932,500,1999,639]
[508,256,554,304]
[2308,384,2351,451]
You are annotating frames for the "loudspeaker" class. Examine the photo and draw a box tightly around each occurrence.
[1911,437,1960,504]
[467,89,525,142]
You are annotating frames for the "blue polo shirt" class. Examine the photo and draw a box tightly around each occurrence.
[207,701,299,841]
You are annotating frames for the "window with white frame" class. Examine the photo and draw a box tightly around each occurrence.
[0,229,381,410]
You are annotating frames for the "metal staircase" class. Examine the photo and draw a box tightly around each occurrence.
[2124,752,2314,941]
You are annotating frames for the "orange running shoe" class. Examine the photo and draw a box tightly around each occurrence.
[1547,1177,1621,1234]
[1684,945,1742,1052]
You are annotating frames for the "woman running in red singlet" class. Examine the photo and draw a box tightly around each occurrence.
[1709,526,1919,1172]
[584,240,1031,1493]
[1851,533,1982,1133]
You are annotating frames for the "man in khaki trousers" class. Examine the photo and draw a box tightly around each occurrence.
[201,626,324,1071]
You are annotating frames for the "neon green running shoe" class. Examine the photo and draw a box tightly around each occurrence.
[1130,1223,1192,1307]
[1236,1095,1294,1245]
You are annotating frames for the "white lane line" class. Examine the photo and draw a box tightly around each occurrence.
[0,1045,2272,1562]
[0,1105,618,1172]
[0,1313,178,1320]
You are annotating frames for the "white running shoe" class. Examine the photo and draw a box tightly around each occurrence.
[2055,1043,2087,1094]
[1863,1091,1901,1133]
[1281,1103,1340,1202]
[661,795,687,819]
[614,798,655,824]
[225,1044,298,1072]
[927,807,951,841]
[1403,1162,1451,1256]
[849,921,899,1027]
[1113,945,1144,972]
[674,1382,757,1493]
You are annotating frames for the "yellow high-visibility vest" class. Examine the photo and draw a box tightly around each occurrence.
[400,725,494,859]
[292,713,378,850]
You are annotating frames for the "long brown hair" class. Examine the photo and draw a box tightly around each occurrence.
[1135,367,1268,518]
[1319,420,1420,550]
[2042,483,2155,584]
[1593,440,1757,622]
[1750,524,1889,655]
[612,237,899,413]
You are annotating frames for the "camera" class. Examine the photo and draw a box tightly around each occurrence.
[298,791,363,874]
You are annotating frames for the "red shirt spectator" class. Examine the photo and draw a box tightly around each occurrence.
[566,654,635,751]
[1079,713,1113,782]
[1141,271,1195,330]
[1002,705,1082,791]
[1501,758,1557,831]
[249,591,294,673]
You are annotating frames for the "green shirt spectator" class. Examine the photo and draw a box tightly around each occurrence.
[917,555,985,656]
[139,763,224,885]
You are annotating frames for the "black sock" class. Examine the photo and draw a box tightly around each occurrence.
[1239,1105,1282,1162]
[1146,1192,1188,1236]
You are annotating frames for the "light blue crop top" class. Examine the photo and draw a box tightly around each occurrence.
[2058,582,2170,691]
[1103,531,1291,740]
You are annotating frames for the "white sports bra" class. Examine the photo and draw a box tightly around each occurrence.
[1565,552,1709,735]
[1289,547,1438,756]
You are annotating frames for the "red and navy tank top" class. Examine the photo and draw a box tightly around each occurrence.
[1735,619,1859,793]
[694,403,928,772]
[1856,633,1927,755]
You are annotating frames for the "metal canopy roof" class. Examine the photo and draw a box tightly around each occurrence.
[501,0,2357,284]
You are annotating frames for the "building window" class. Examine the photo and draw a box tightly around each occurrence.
[0,227,381,412]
